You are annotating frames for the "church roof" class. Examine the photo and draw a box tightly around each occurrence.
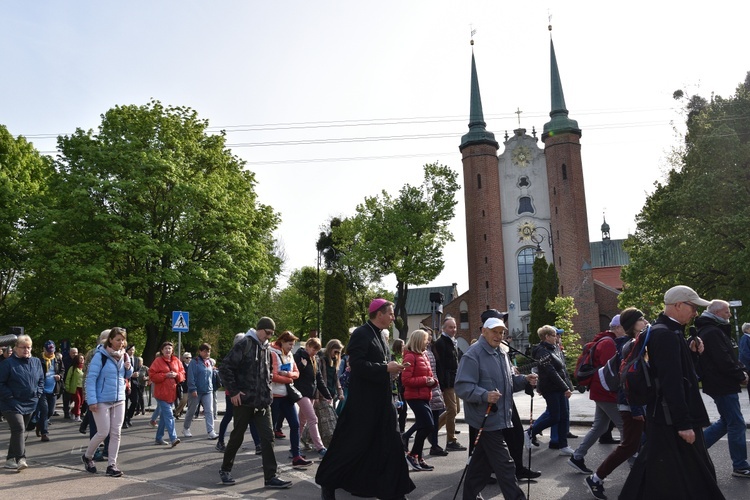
[542,38,581,140]
[590,239,630,267]
[460,49,498,151]
[398,285,458,315]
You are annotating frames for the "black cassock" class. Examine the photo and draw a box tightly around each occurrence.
[316,321,415,499]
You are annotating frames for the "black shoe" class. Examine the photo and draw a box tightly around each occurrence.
[106,465,123,477]
[454,430,461,434]
[598,436,620,445]
[429,446,449,456]
[486,475,497,485]
[568,456,592,474]
[516,467,542,480]
[567,432,579,438]
[585,476,607,499]
[265,476,292,489]
[732,467,750,478]
[446,441,467,451]
[321,486,336,500]
[219,469,235,484]
[548,442,561,449]
[531,434,540,447]
[81,454,97,474]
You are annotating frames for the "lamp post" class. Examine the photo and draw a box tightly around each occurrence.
[530,224,553,261]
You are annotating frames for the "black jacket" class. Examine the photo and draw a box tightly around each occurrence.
[294,348,332,400]
[218,334,272,408]
[433,334,459,390]
[648,314,710,430]
[696,315,747,396]
[532,341,572,394]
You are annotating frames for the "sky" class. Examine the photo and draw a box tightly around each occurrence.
[2,1,749,295]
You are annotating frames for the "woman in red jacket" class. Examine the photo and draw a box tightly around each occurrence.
[401,329,438,472]
[148,342,185,447]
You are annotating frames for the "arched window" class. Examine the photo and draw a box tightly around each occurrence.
[517,248,535,311]
[517,196,534,214]
[459,300,469,329]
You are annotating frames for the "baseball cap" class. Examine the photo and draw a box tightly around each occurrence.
[610,315,621,328]
[664,285,710,307]
[483,317,507,330]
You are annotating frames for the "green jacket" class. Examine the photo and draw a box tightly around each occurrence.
[65,366,84,394]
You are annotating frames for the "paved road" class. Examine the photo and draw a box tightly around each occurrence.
[2,407,748,499]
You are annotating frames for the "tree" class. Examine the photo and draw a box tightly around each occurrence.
[322,270,349,344]
[529,258,560,344]
[620,73,750,320]
[334,163,459,339]
[547,296,582,379]
[0,126,52,326]
[17,101,281,362]
[273,267,321,338]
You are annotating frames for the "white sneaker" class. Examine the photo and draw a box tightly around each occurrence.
[4,458,17,470]
[523,429,532,450]
[17,457,27,470]
[182,429,193,437]
[558,446,575,456]
[207,431,218,440]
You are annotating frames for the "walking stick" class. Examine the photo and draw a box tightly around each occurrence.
[452,401,494,500]
[527,388,535,499]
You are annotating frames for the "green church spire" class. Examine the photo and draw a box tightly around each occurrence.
[460,48,498,151]
[542,38,581,140]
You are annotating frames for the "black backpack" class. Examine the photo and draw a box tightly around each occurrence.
[620,325,664,405]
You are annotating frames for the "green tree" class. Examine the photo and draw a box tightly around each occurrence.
[0,126,52,326]
[334,163,459,339]
[17,101,280,362]
[528,256,548,343]
[273,267,321,338]
[547,296,582,379]
[620,73,750,320]
[322,270,349,344]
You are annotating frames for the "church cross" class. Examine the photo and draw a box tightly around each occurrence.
[515,107,522,128]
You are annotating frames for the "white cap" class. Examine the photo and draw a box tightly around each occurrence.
[483,318,507,330]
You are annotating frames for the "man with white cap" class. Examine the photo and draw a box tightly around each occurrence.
[619,285,725,500]
[454,317,537,500]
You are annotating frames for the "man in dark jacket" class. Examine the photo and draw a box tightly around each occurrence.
[697,299,750,478]
[316,299,414,500]
[620,285,725,500]
[218,317,292,490]
[434,316,466,451]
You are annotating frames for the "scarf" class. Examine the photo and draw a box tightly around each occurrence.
[43,351,56,372]
[702,310,730,325]
[106,346,124,361]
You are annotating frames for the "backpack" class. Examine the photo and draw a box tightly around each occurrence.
[575,338,607,386]
[619,325,663,406]
[598,340,631,392]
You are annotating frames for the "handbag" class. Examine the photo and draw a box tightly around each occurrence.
[286,383,302,403]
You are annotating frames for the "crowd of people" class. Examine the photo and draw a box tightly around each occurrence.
[1,286,749,500]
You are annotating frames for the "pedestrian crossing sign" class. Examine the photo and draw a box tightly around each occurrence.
[172,311,189,332]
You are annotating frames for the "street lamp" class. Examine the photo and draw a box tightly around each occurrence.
[530,224,553,260]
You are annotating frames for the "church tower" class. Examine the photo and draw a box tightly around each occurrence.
[542,34,600,336]
[459,44,503,336]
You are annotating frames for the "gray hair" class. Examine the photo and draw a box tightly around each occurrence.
[15,334,32,347]
[742,322,750,334]
[707,299,730,314]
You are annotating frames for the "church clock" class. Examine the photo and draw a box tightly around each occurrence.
[512,145,532,168]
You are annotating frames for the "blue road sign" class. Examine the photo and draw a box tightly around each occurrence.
[172,311,189,332]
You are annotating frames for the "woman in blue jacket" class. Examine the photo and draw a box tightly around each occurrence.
[0,335,44,471]
[82,327,132,477]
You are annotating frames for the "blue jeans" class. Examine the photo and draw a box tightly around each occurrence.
[703,392,749,469]
[155,398,177,443]
[272,397,301,457]
[531,390,569,448]
[405,399,434,458]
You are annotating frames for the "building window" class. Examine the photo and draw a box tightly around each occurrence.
[518,176,529,188]
[562,164,567,180]
[477,174,482,189]
[517,247,535,311]
[459,300,469,329]
[517,196,534,214]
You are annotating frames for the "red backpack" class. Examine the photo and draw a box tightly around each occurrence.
[575,338,607,387]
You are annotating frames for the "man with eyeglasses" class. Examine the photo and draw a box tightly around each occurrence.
[620,285,725,500]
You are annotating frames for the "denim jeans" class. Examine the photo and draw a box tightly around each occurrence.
[703,392,749,469]
[272,396,301,457]
[183,392,214,434]
[36,392,56,436]
[531,390,569,448]
[155,398,177,443]
[550,397,571,444]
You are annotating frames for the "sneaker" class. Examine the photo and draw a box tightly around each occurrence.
[255,445,262,455]
[106,465,123,477]
[274,430,286,439]
[405,454,422,471]
[446,441,467,451]
[4,458,17,470]
[73,416,81,422]
[170,438,181,448]
[154,440,168,445]
[523,429,533,450]
[516,467,542,480]
[558,446,575,456]
[418,458,434,471]
[219,469,236,485]
[182,429,192,437]
[215,441,226,452]
[429,446,449,457]
[16,457,28,471]
[208,431,219,440]
[82,454,97,474]
[41,434,50,442]
[149,420,157,427]
[318,447,327,457]
[568,456,592,474]
[264,476,292,489]
[732,467,750,478]
[585,476,607,499]
[292,456,313,469]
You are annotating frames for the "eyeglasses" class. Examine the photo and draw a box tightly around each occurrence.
[15,345,31,350]
[263,329,275,336]
[681,302,698,313]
